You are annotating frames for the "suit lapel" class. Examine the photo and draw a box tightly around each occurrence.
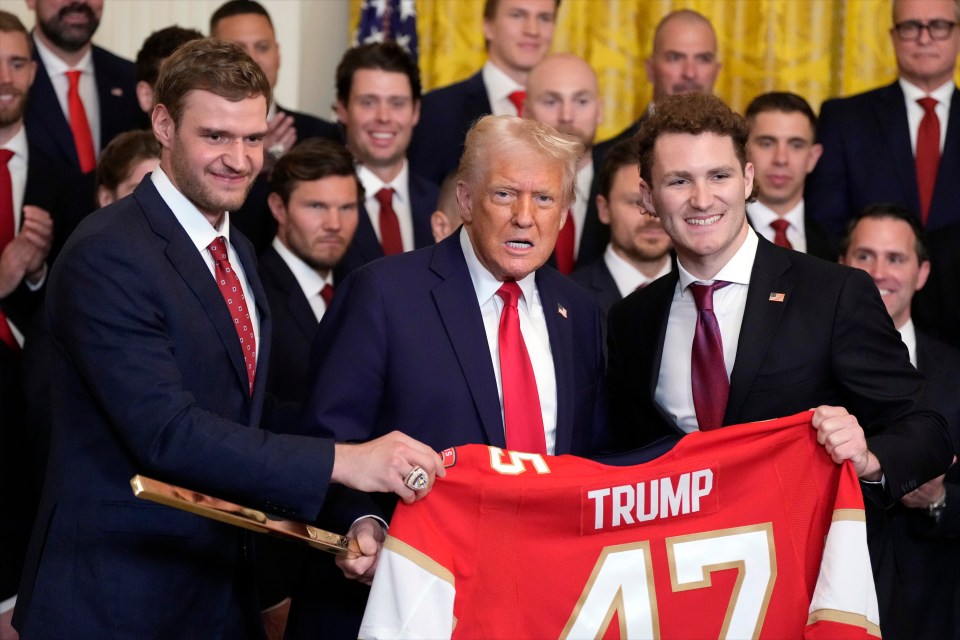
[536,269,576,453]
[875,82,921,211]
[263,249,318,343]
[649,272,679,429]
[724,240,793,424]
[408,172,437,249]
[429,236,505,447]
[28,50,77,168]
[930,86,960,228]
[232,231,271,407]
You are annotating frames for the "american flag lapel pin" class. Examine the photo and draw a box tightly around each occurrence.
[557,303,568,318]
[768,292,786,303]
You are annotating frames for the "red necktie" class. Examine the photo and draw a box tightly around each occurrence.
[375,187,403,255]
[65,70,96,173]
[554,210,575,274]
[320,283,334,308]
[689,281,731,431]
[208,237,257,395]
[770,219,793,250]
[0,149,20,352]
[496,281,546,454]
[916,97,940,226]
[508,90,526,116]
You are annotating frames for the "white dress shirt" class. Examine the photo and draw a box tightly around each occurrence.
[897,318,918,368]
[152,168,260,357]
[570,160,593,257]
[357,161,416,252]
[747,199,809,254]
[271,236,333,322]
[482,61,526,116]
[603,245,672,297]
[656,229,759,432]
[33,36,101,155]
[900,78,953,154]
[3,126,28,231]
[460,228,558,453]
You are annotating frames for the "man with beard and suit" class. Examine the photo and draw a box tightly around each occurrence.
[806,0,960,234]
[606,93,950,512]
[524,53,607,271]
[12,39,442,640]
[744,92,837,261]
[840,203,960,640]
[408,0,559,187]
[286,115,612,639]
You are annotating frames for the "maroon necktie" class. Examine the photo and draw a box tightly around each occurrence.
[0,149,20,352]
[208,237,256,395]
[375,187,403,255]
[554,210,575,274]
[508,90,526,116]
[689,281,731,431]
[66,70,96,173]
[770,219,793,249]
[916,97,940,226]
[496,281,547,454]
[320,283,334,308]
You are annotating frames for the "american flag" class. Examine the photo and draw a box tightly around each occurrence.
[355,0,418,61]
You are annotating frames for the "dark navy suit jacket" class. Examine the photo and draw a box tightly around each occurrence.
[806,82,960,235]
[14,178,335,639]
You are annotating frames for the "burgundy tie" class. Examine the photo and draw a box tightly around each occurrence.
[770,219,793,250]
[375,187,403,255]
[916,97,940,226]
[689,281,731,431]
[496,281,547,454]
[208,237,257,395]
[66,70,96,173]
[508,90,526,116]
[0,149,20,352]
[320,283,334,308]
[554,211,575,274]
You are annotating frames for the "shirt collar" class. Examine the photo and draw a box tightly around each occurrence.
[747,199,805,232]
[482,60,525,104]
[899,77,954,108]
[358,160,410,206]
[3,124,28,160]
[271,236,331,297]
[33,33,94,76]
[897,318,918,368]
[459,226,537,307]
[151,166,231,251]
[576,161,594,203]
[677,226,758,294]
[604,244,672,295]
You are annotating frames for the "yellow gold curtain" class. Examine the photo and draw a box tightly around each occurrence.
[350,0,958,141]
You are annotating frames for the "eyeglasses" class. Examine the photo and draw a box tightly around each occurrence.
[892,19,957,41]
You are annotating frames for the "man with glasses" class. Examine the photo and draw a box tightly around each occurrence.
[806,0,960,235]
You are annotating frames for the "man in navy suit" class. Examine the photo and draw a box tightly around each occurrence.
[24,0,141,179]
[333,42,437,279]
[408,0,559,186]
[286,115,612,639]
[840,204,960,640]
[806,0,960,234]
[12,39,442,640]
[607,93,951,508]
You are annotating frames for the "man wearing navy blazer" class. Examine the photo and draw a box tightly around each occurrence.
[408,0,559,187]
[806,0,960,235]
[332,42,437,280]
[286,115,612,639]
[12,39,442,640]
[607,94,951,510]
[24,0,141,178]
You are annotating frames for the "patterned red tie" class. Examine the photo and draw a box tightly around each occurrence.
[208,237,256,395]
[554,210,575,274]
[770,219,793,249]
[65,70,96,173]
[508,90,526,116]
[916,97,940,226]
[496,281,546,454]
[320,283,334,308]
[0,149,20,352]
[689,281,731,431]
[375,187,403,255]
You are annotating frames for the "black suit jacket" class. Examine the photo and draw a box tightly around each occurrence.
[745,207,839,263]
[607,234,951,505]
[914,221,960,348]
[806,81,960,235]
[574,145,610,269]
[408,70,492,186]
[570,257,621,319]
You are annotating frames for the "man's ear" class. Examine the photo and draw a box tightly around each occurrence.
[456,180,474,224]
[638,178,657,217]
[152,103,174,149]
[267,192,286,224]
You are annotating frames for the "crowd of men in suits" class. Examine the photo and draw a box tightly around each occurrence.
[1,0,959,638]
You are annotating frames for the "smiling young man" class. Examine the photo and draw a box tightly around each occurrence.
[606,93,950,514]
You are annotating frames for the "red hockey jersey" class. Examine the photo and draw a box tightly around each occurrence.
[360,411,880,639]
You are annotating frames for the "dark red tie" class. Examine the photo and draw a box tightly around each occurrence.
[0,149,20,352]
[508,90,526,116]
[770,219,792,249]
[66,70,96,173]
[554,210,575,274]
[689,281,731,431]
[496,281,546,454]
[375,187,403,255]
[320,283,334,308]
[208,237,256,395]
[916,97,940,226]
